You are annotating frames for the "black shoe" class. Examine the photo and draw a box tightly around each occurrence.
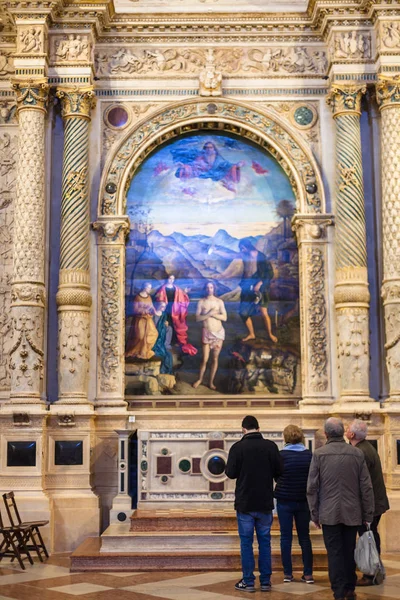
[356,576,374,587]
[260,582,271,592]
[235,579,256,592]
[301,575,315,584]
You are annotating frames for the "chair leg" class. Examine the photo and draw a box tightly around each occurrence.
[7,533,25,570]
[15,531,33,566]
[35,527,49,559]
[26,528,43,562]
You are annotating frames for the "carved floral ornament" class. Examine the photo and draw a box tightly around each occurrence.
[99,100,325,218]
[326,84,366,117]
[376,75,400,109]
[56,86,96,120]
[12,78,49,113]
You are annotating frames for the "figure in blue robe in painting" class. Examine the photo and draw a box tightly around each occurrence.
[171,140,243,192]
[153,302,173,374]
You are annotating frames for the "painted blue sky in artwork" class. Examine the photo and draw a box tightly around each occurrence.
[126,132,295,238]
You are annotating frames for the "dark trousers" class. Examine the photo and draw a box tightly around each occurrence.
[322,524,358,600]
[358,514,382,556]
[277,500,313,576]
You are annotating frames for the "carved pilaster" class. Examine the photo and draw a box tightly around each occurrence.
[292,214,334,405]
[56,87,95,406]
[9,79,49,405]
[376,75,400,403]
[327,83,372,404]
[93,217,130,410]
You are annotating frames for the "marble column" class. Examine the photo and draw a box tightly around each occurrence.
[376,75,400,403]
[56,87,95,405]
[9,79,49,405]
[327,83,372,403]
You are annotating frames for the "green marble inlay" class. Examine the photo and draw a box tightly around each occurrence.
[178,459,191,473]
[161,475,169,483]
[161,448,169,456]
[210,492,223,500]
[294,106,314,126]
[140,460,148,472]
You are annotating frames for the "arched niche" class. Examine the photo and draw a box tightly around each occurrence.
[94,98,334,409]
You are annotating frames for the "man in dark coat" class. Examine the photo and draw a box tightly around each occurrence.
[346,419,390,586]
[225,415,282,593]
[307,418,374,600]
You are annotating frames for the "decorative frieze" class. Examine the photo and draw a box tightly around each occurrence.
[331,31,371,61]
[51,34,91,64]
[94,46,328,78]
[0,51,14,77]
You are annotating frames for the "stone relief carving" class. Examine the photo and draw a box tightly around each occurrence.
[0,102,17,124]
[59,312,90,376]
[381,22,400,49]
[0,51,14,77]
[306,247,328,392]
[10,311,44,391]
[332,31,371,60]
[199,49,222,96]
[336,308,369,393]
[18,27,43,54]
[100,248,121,393]
[95,46,327,77]
[52,34,90,63]
[0,132,17,391]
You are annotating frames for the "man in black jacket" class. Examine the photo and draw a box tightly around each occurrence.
[225,415,282,593]
[346,419,390,586]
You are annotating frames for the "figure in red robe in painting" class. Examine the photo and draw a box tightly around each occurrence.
[155,274,197,356]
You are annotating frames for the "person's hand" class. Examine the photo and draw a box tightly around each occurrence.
[312,521,321,529]
[364,521,372,528]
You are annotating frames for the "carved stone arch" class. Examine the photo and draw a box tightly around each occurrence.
[98,98,324,217]
[94,98,334,410]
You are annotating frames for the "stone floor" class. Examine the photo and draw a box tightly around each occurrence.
[1,555,400,600]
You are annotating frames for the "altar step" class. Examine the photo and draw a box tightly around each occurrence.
[71,510,327,572]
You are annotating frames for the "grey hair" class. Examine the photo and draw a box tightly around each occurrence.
[349,419,368,441]
[324,417,344,439]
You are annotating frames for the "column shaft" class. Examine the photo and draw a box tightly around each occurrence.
[9,79,49,404]
[376,76,400,402]
[327,84,371,402]
[56,87,95,405]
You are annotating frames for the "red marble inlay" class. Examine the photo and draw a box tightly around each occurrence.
[157,456,172,475]
[192,457,202,474]
[209,481,224,491]
[209,440,224,450]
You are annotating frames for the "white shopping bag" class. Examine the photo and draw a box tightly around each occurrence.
[354,526,386,584]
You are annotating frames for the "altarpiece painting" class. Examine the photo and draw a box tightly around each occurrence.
[125,132,300,397]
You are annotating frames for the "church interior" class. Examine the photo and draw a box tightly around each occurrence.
[1,0,400,598]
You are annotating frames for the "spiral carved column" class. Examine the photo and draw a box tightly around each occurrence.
[376,75,400,403]
[327,83,372,403]
[9,79,49,405]
[56,87,95,405]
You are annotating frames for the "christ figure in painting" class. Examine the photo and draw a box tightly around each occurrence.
[171,141,243,192]
[193,281,227,391]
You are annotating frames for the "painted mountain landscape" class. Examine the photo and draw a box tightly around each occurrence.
[124,132,301,397]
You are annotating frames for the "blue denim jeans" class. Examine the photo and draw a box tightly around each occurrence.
[276,500,313,576]
[237,511,273,586]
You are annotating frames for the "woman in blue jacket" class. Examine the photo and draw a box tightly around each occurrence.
[274,424,314,583]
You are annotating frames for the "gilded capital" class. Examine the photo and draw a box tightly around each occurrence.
[56,86,96,120]
[326,83,366,117]
[12,78,49,114]
[376,74,400,110]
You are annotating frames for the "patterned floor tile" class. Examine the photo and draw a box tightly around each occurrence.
[48,583,113,596]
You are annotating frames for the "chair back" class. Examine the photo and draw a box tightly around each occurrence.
[3,492,21,527]
[0,504,5,530]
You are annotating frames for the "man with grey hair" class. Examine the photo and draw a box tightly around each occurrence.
[346,419,389,586]
[307,417,374,600]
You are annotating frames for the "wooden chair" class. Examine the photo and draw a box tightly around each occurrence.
[2,492,49,562]
[0,506,33,570]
